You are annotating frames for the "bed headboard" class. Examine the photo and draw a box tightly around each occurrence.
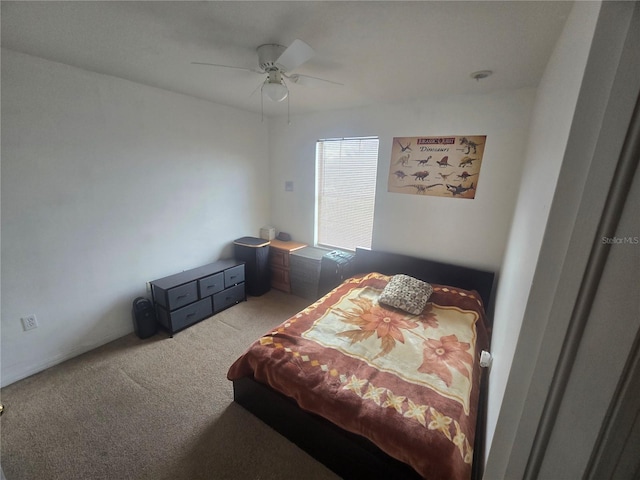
[352,248,495,310]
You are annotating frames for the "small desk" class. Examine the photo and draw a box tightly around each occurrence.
[268,239,307,292]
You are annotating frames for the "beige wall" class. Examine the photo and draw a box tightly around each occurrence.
[487,1,640,477]
[1,50,270,386]
[268,88,536,273]
[485,0,601,460]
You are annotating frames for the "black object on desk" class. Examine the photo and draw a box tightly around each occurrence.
[234,236,271,296]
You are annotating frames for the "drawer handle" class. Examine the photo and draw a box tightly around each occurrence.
[177,294,189,300]
[229,275,237,280]
[207,284,218,289]
[185,312,196,318]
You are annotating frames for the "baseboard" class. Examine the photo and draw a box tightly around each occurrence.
[1,327,133,388]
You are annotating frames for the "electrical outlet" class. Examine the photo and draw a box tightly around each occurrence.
[21,314,39,331]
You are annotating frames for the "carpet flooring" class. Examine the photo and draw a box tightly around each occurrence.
[0,290,339,480]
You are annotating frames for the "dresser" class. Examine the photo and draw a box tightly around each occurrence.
[150,259,245,336]
[268,239,307,293]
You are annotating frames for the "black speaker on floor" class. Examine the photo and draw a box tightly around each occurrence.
[132,297,158,339]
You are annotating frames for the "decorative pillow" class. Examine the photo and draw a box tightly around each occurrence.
[379,274,433,315]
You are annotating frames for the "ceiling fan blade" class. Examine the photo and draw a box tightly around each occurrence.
[191,62,263,74]
[248,79,265,98]
[288,73,343,87]
[275,39,315,72]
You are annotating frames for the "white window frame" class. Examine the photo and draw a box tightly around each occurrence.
[315,136,379,251]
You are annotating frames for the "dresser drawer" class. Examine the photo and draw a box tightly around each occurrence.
[269,248,289,268]
[165,281,198,310]
[224,265,245,287]
[270,267,291,292]
[169,297,213,332]
[199,272,224,297]
[214,284,245,313]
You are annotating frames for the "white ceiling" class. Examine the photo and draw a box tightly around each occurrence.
[1,1,573,117]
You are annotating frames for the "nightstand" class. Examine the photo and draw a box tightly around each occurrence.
[269,239,307,292]
[290,246,330,300]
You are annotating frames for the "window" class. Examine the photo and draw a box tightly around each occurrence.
[315,136,379,251]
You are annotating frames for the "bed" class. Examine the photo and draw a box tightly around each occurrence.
[227,248,495,479]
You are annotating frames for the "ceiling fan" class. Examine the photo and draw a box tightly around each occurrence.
[192,39,342,119]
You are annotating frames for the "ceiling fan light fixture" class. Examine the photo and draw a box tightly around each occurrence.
[262,70,289,102]
[262,82,289,102]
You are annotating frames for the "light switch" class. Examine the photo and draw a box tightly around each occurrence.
[285,181,294,192]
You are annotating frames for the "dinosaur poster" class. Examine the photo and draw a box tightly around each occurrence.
[388,135,486,199]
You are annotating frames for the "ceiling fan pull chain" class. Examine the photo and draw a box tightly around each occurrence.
[261,85,264,123]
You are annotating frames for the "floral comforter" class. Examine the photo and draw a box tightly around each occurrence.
[227,272,489,480]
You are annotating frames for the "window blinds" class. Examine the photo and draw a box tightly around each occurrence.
[316,136,379,250]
